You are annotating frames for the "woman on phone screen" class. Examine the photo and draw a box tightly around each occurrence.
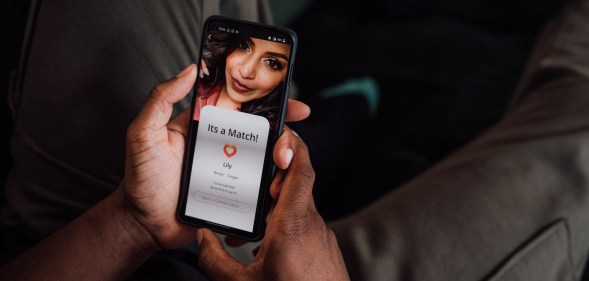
[193,31,292,130]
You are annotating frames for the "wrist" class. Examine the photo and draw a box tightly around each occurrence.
[97,186,161,258]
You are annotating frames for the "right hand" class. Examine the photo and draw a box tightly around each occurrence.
[196,127,350,281]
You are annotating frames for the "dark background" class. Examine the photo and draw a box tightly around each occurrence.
[286,0,566,220]
[1,0,30,205]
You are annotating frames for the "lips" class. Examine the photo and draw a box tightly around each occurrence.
[230,76,253,93]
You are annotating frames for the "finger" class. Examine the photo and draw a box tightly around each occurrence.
[285,99,311,122]
[130,64,196,134]
[269,169,286,199]
[224,235,248,247]
[273,130,316,216]
[166,108,192,158]
[266,201,276,223]
[168,107,191,138]
[197,229,246,281]
[273,126,299,170]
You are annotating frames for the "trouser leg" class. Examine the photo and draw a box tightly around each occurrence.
[330,0,589,280]
[2,0,269,279]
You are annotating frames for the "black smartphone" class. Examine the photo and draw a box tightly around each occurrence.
[176,16,297,241]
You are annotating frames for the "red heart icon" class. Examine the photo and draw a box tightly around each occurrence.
[223,144,237,158]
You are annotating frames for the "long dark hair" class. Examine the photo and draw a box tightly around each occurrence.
[201,31,283,129]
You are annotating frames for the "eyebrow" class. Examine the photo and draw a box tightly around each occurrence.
[266,52,290,62]
[246,37,290,62]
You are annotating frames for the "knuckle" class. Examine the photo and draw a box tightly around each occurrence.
[277,211,311,237]
[276,208,327,240]
[311,211,328,236]
[294,164,315,184]
[150,83,166,98]
[148,83,170,106]
[126,122,143,145]
[126,120,148,143]
[326,228,338,243]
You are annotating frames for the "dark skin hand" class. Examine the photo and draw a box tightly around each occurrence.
[197,127,350,281]
[0,64,316,281]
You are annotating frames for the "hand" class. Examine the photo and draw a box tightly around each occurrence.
[196,127,350,281]
[121,64,311,249]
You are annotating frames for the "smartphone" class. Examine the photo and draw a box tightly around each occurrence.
[176,16,297,241]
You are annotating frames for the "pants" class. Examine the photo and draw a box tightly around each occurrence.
[330,0,589,279]
[2,0,270,280]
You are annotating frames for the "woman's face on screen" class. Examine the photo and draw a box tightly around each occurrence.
[224,37,290,103]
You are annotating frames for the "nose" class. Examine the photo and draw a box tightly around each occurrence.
[238,56,256,79]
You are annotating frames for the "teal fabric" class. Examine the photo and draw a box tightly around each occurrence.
[330,0,589,280]
[320,76,380,116]
[268,0,314,26]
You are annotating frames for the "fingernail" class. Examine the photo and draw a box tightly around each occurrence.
[196,228,204,246]
[176,64,193,78]
[284,148,293,168]
[291,130,299,137]
[203,66,210,76]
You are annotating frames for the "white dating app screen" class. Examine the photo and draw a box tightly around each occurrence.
[186,105,270,232]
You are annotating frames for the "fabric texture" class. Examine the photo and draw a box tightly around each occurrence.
[2,0,271,279]
[330,0,589,279]
[287,0,565,220]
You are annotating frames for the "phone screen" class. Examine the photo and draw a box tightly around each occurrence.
[177,16,297,240]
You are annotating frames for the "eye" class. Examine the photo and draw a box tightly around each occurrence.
[238,41,251,52]
[262,58,284,70]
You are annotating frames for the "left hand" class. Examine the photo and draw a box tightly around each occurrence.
[121,64,311,249]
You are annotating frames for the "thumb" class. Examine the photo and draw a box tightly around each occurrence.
[197,229,246,281]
